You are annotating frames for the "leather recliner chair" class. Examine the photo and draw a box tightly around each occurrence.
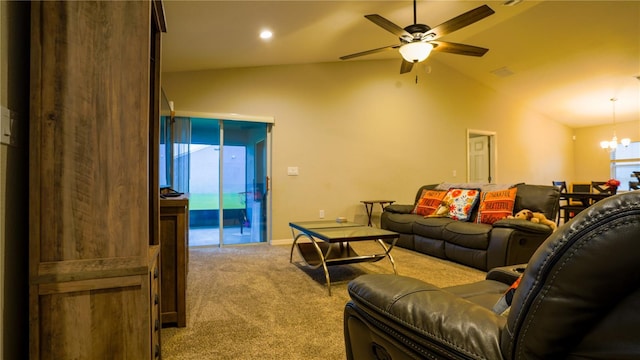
[344,191,640,359]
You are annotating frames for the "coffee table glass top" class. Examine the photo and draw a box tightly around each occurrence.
[289,220,398,243]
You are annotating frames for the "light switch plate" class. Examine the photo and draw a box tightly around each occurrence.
[287,166,299,176]
[0,106,10,145]
[0,106,17,147]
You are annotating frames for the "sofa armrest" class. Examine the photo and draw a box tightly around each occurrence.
[492,218,553,234]
[383,204,415,214]
[486,264,526,284]
[486,223,552,270]
[346,274,505,359]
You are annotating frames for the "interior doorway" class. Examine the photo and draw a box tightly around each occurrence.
[467,129,497,183]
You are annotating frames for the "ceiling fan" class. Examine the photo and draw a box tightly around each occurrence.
[340,1,495,74]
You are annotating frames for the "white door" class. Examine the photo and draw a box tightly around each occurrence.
[469,135,491,183]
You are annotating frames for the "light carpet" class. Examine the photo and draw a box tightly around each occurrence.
[161,242,485,360]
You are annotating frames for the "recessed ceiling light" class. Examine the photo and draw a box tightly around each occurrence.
[259,30,273,40]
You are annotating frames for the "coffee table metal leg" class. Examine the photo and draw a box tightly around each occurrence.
[289,227,299,263]
[290,232,334,296]
[375,238,398,275]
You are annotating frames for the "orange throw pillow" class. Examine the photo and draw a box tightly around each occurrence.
[477,187,518,224]
[413,189,448,216]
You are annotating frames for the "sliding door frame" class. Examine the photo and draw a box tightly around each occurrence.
[174,111,274,245]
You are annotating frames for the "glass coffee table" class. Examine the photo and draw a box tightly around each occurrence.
[289,220,399,295]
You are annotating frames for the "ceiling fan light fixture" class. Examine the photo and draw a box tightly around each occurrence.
[399,42,433,63]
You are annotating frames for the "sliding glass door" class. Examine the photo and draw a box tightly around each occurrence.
[221,121,268,245]
[163,113,271,246]
[189,118,221,246]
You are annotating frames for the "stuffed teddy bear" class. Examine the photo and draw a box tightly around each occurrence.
[425,200,451,218]
[508,209,557,231]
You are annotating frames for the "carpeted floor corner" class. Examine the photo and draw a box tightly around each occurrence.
[161,242,485,360]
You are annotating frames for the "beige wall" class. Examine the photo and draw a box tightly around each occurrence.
[162,58,575,241]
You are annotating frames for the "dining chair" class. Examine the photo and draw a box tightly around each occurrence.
[630,181,639,191]
[592,181,617,195]
[572,183,592,193]
[571,183,592,204]
[556,183,593,223]
[552,181,569,225]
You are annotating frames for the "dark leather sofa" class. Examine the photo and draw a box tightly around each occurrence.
[344,191,640,359]
[381,183,560,271]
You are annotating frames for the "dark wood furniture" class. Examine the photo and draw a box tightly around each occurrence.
[552,181,571,225]
[149,245,162,358]
[555,183,592,223]
[160,196,189,327]
[591,181,617,195]
[361,200,395,226]
[559,192,613,223]
[632,172,640,190]
[29,2,166,358]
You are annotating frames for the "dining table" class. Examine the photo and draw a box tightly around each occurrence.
[559,192,613,222]
[561,192,613,206]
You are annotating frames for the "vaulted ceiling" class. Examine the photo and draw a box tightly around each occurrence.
[161,1,640,128]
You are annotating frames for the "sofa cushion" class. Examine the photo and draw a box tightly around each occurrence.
[442,221,492,250]
[383,213,423,234]
[443,188,481,221]
[476,187,518,225]
[513,184,560,220]
[445,243,488,270]
[445,279,510,309]
[414,236,446,259]
[388,233,415,250]
[413,217,456,239]
[412,189,448,216]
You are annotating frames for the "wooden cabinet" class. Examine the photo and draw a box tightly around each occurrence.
[29,1,166,359]
[160,197,189,327]
[150,246,162,359]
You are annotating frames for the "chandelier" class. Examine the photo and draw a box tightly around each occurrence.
[600,98,630,150]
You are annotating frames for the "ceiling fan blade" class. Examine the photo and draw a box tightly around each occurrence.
[339,44,400,60]
[431,41,489,57]
[400,59,414,74]
[365,14,412,38]
[424,5,495,41]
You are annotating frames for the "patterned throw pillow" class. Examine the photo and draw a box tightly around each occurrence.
[476,187,518,224]
[443,188,481,221]
[413,189,448,216]
[492,274,523,316]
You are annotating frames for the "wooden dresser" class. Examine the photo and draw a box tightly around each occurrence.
[149,245,163,358]
[28,1,166,359]
[160,196,189,327]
